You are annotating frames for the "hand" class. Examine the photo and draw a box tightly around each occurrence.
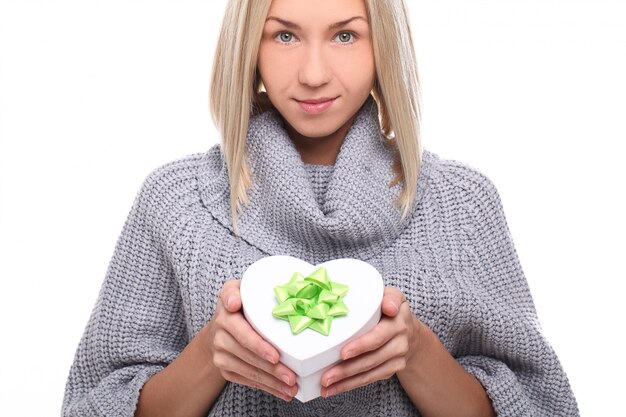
[205,280,298,401]
[320,286,423,397]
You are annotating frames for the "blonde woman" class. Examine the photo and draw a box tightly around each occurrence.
[62,0,578,416]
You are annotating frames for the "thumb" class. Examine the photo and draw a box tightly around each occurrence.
[381,287,406,317]
[220,280,242,313]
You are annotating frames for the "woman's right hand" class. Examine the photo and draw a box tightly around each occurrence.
[205,279,298,402]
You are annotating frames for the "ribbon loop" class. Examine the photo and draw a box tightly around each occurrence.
[272,266,349,336]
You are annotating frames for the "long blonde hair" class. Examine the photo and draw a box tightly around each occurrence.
[209,0,422,229]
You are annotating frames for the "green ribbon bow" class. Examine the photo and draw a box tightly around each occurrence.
[272,266,349,336]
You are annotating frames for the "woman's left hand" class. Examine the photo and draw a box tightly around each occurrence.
[320,286,423,397]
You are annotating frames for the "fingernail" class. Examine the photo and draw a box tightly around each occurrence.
[265,353,276,364]
[325,386,337,397]
[282,385,293,395]
[343,350,354,360]
[281,374,291,385]
[324,376,334,387]
[225,295,232,309]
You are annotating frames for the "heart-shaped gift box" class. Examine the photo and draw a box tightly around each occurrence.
[240,255,384,402]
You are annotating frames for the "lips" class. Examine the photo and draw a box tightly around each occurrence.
[295,97,337,114]
[297,97,336,104]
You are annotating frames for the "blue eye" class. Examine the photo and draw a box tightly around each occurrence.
[335,32,356,44]
[276,32,295,44]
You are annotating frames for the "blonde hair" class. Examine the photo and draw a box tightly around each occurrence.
[210,0,422,229]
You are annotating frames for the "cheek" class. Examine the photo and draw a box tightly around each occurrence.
[334,53,376,90]
[332,48,376,88]
[257,48,292,90]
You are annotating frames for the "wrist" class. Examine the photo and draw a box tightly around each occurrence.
[195,322,225,383]
[135,322,226,417]
[398,317,434,382]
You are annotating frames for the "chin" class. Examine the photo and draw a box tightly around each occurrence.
[294,124,337,139]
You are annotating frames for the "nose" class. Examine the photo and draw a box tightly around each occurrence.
[298,44,332,88]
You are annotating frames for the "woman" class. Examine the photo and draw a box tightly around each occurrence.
[62,0,579,416]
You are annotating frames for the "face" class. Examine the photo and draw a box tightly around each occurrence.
[257,0,376,143]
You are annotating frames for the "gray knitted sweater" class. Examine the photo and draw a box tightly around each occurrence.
[62,97,579,416]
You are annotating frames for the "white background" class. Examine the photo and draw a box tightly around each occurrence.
[1,0,624,415]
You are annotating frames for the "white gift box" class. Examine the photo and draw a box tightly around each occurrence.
[240,255,384,402]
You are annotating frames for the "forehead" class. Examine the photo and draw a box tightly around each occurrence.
[265,0,368,25]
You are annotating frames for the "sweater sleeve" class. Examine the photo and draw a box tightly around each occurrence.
[454,173,579,417]
[61,173,188,417]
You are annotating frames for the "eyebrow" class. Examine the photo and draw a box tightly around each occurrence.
[265,16,368,30]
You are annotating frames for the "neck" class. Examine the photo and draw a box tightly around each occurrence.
[285,115,357,165]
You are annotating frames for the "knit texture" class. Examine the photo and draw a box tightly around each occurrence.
[62,96,579,416]
[303,163,334,208]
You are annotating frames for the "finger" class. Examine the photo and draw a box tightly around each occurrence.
[381,287,407,317]
[224,312,281,365]
[216,352,298,398]
[321,356,406,398]
[322,337,406,387]
[221,368,297,402]
[219,280,242,313]
[340,317,396,360]
[215,330,297,386]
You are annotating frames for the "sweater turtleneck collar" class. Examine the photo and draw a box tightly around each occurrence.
[198,95,431,264]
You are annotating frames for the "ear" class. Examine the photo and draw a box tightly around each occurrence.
[251,72,271,114]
